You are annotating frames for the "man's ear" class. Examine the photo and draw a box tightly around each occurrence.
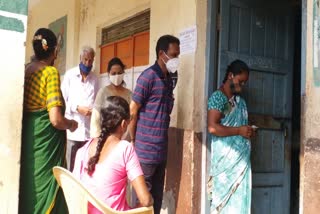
[159,50,165,58]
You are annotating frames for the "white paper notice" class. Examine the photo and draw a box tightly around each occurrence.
[179,26,197,55]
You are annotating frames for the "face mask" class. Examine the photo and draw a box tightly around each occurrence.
[163,52,180,73]
[229,76,242,96]
[109,73,124,86]
[79,62,93,75]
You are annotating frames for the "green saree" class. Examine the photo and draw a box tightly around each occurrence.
[19,109,68,214]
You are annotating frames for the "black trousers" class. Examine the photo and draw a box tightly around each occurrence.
[139,161,167,214]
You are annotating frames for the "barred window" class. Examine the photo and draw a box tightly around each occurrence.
[100,10,150,73]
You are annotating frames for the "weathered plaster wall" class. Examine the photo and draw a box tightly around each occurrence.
[150,0,196,130]
[0,1,28,213]
[165,129,202,214]
[300,0,320,213]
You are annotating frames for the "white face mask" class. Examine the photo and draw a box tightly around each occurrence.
[163,52,180,73]
[109,73,124,86]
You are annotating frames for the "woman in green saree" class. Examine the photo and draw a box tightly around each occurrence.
[19,28,78,214]
[207,60,254,214]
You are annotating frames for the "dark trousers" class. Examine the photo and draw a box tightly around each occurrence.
[140,161,167,214]
[66,140,86,172]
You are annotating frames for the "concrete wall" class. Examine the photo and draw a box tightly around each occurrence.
[300,0,320,213]
[150,0,196,129]
[0,1,28,213]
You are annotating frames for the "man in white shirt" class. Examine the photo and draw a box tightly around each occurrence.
[61,46,99,171]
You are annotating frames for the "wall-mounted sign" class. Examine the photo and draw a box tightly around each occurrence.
[179,25,197,55]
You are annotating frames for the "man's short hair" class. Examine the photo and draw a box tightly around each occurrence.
[155,35,180,59]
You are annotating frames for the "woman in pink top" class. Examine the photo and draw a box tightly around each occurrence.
[73,96,153,213]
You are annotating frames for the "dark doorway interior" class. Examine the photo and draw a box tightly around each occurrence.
[290,1,301,213]
[206,0,302,213]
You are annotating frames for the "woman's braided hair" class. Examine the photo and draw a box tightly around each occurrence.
[222,59,250,83]
[86,96,130,176]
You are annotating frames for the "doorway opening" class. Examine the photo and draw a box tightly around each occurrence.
[290,1,301,213]
[205,0,302,213]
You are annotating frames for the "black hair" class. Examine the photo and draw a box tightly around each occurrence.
[222,59,250,83]
[107,57,125,72]
[32,28,57,60]
[156,35,180,59]
[87,96,130,176]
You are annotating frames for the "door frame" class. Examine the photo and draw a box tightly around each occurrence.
[202,0,302,213]
[201,0,220,213]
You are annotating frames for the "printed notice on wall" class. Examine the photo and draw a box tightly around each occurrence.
[179,26,197,55]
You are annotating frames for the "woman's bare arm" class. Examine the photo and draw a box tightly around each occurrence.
[131,175,153,207]
[207,109,252,138]
[49,106,78,131]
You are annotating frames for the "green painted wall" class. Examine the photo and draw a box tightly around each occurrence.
[0,15,24,32]
[0,0,28,15]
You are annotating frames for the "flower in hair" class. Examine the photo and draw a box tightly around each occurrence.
[41,38,48,51]
[33,35,42,40]
[33,35,48,51]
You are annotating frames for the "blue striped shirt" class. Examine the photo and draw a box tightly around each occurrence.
[132,61,175,163]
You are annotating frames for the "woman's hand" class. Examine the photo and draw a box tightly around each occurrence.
[49,107,78,131]
[77,106,92,116]
[132,175,153,208]
[238,125,253,139]
[68,120,78,132]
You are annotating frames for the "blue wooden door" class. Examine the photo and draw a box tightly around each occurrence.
[218,0,294,213]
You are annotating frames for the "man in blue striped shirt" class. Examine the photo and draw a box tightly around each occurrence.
[130,35,180,214]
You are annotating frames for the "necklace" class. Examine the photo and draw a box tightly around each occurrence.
[220,84,236,107]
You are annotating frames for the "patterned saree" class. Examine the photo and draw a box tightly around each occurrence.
[208,90,251,214]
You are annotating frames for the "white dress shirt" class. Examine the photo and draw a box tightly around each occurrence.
[61,67,99,141]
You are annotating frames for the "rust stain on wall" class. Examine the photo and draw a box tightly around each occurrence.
[303,138,320,214]
[80,1,89,24]
[165,128,202,214]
